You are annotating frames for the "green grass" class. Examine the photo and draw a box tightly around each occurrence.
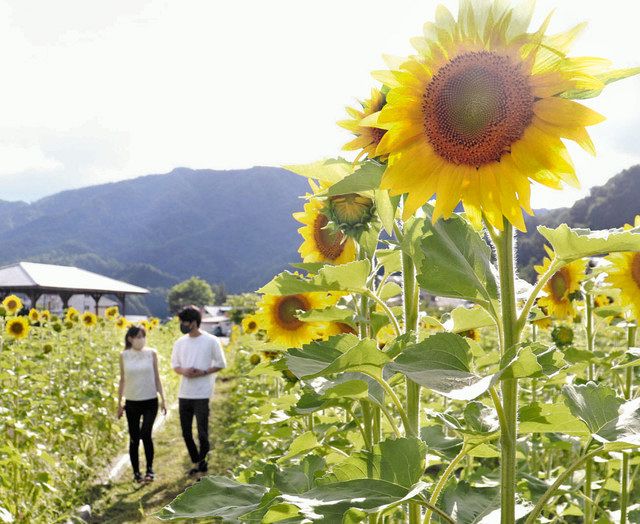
[87,379,238,523]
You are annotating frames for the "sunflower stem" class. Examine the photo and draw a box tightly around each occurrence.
[494,220,519,524]
[515,256,562,335]
[525,446,605,524]
[620,324,637,524]
[583,292,596,524]
[400,215,421,524]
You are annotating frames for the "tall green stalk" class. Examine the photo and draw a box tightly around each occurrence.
[495,220,519,524]
[584,292,595,523]
[401,224,421,524]
[620,324,637,524]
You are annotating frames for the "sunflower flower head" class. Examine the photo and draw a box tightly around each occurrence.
[293,181,358,264]
[605,250,640,321]
[40,310,51,323]
[256,291,339,348]
[372,1,638,230]
[28,308,40,324]
[65,307,80,323]
[81,311,98,328]
[115,316,129,329]
[2,295,23,315]
[242,314,259,334]
[6,317,30,340]
[551,325,575,347]
[338,88,388,162]
[323,193,378,237]
[535,247,586,320]
[105,306,119,319]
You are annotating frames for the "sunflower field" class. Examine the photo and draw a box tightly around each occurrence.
[158,2,640,523]
[0,303,174,523]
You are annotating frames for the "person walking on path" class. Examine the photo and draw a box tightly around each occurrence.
[171,306,227,475]
[117,325,167,483]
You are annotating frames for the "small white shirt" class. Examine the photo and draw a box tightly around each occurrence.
[122,348,158,401]
[171,331,227,399]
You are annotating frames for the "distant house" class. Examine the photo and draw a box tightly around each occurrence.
[200,306,232,336]
[0,261,148,315]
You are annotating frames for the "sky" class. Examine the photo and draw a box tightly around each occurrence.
[1,0,639,207]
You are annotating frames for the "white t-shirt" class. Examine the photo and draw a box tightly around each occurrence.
[122,348,158,401]
[171,331,227,399]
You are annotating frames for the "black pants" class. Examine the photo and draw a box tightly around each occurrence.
[125,398,158,474]
[179,398,210,464]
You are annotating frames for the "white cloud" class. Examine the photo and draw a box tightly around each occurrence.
[0,0,639,207]
[0,144,62,177]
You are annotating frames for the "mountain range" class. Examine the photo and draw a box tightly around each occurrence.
[0,164,637,316]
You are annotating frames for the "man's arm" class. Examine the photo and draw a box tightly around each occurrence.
[173,367,199,377]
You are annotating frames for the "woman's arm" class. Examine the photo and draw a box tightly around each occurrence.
[152,351,167,415]
[117,353,125,419]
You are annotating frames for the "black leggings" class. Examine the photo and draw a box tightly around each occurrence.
[125,398,158,474]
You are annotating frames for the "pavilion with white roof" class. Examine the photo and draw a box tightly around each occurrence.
[0,262,148,315]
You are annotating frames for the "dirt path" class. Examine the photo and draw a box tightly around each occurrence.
[86,380,236,523]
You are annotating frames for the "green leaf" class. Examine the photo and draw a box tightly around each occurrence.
[284,157,354,184]
[287,335,390,380]
[277,432,320,463]
[442,481,533,523]
[279,479,427,522]
[389,333,494,400]
[379,282,402,300]
[157,476,267,520]
[258,260,371,295]
[562,66,640,100]
[298,306,354,323]
[443,305,495,333]
[376,248,402,275]
[411,207,499,306]
[273,456,326,495]
[613,347,640,370]
[306,372,385,408]
[321,437,427,488]
[375,190,399,235]
[463,401,500,434]
[323,161,385,196]
[538,223,640,262]
[420,425,463,456]
[563,382,640,449]
[519,402,590,436]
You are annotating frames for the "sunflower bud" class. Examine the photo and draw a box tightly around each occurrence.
[249,354,261,366]
[323,193,377,236]
[552,325,574,347]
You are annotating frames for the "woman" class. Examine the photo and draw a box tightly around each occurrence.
[117,325,167,483]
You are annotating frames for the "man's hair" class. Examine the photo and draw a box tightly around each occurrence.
[178,305,202,327]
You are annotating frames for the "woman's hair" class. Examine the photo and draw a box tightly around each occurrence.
[124,325,147,349]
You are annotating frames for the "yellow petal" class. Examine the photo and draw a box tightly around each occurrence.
[533,97,606,128]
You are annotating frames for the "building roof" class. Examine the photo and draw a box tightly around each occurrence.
[0,262,148,295]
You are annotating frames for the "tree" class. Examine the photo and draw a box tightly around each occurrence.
[167,277,215,314]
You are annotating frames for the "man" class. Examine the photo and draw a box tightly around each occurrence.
[171,305,227,475]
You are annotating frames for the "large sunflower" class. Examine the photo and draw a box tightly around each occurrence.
[293,184,357,264]
[256,292,338,348]
[2,295,23,315]
[372,1,637,230]
[535,249,586,319]
[338,88,388,162]
[6,317,30,339]
[604,216,640,319]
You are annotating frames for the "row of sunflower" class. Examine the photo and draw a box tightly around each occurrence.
[160,1,640,523]
[0,300,169,523]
